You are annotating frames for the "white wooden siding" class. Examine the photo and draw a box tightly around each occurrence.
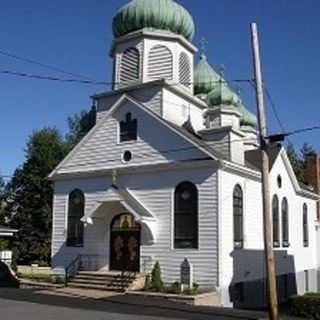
[52,166,219,289]
[219,153,319,306]
[56,99,207,175]
[97,86,162,122]
[162,88,205,132]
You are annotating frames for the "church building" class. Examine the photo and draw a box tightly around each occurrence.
[50,0,320,308]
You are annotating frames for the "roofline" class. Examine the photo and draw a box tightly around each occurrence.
[92,79,208,110]
[109,29,198,57]
[50,159,218,181]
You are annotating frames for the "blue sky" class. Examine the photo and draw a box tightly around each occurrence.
[1,0,320,178]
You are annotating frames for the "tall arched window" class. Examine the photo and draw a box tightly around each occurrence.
[272,195,280,247]
[179,52,191,88]
[282,198,289,247]
[148,45,173,80]
[174,182,198,249]
[303,204,309,247]
[120,47,140,84]
[67,189,85,247]
[233,185,244,249]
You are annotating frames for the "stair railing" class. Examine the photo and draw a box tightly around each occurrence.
[65,255,81,286]
[65,254,101,286]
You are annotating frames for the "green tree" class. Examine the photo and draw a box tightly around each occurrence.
[65,105,96,147]
[4,128,69,265]
[286,143,316,183]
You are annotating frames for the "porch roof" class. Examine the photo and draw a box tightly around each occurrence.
[81,185,157,242]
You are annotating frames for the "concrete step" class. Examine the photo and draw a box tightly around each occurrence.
[67,282,125,291]
[74,274,134,282]
[67,271,138,291]
[69,278,132,286]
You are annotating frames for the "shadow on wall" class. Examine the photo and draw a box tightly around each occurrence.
[229,249,297,310]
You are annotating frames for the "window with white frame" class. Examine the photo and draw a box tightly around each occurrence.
[67,189,85,247]
[174,181,198,249]
[233,185,244,249]
[272,195,280,247]
[282,198,289,247]
[303,204,309,247]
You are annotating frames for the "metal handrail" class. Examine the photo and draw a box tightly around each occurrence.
[65,254,101,286]
[65,255,81,286]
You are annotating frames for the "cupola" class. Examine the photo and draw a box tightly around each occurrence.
[112,0,195,41]
[111,0,197,94]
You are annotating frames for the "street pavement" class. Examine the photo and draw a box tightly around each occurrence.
[0,288,266,320]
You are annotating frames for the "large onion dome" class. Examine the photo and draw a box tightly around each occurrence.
[112,0,195,41]
[194,55,221,99]
[237,103,258,128]
[206,81,239,107]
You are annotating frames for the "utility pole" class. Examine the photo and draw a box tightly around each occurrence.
[250,22,279,320]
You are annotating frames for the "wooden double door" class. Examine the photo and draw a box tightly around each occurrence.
[110,213,140,272]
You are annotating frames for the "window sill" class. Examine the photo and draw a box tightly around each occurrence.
[282,242,290,248]
[234,241,243,250]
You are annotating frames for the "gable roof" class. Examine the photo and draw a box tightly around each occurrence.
[246,146,319,200]
[49,94,218,179]
[245,146,281,171]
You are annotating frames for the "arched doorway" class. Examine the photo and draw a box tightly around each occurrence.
[110,213,141,272]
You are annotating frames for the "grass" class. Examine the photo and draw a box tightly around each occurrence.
[18,273,64,284]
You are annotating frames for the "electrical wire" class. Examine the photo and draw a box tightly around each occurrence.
[0,49,95,81]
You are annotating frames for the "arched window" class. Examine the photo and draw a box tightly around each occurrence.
[272,195,280,247]
[120,47,140,83]
[179,52,191,88]
[233,185,243,249]
[282,198,289,247]
[67,189,85,247]
[174,182,198,249]
[148,45,173,80]
[120,112,137,142]
[303,204,309,247]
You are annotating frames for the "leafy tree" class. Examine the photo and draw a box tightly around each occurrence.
[3,128,69,265]
[286,143,316,183]
[65,105,96,147]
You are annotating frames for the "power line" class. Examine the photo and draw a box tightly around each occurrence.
[0,68,253,87]
[0,49,95,81]
[0,70,108,85]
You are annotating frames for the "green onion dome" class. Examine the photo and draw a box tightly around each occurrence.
[206,81,239,107]
[194,55,221,99]
[112,0,195,41]
[237,103,258,128]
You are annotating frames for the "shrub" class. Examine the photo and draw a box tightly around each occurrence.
[170,281,182,294]
[150,261,163,292]
[144,275,151,291]
[183,282,199,296]
[289,293,320,319]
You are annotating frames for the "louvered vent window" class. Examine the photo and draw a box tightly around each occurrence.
[120,47,140,83]
[148,45,173,81]
[179,52,191,88]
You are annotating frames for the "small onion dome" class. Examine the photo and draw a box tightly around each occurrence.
[112,0,195,41]
[237,103,258,128]
[194,55,221,98]
[206,81,239,107]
